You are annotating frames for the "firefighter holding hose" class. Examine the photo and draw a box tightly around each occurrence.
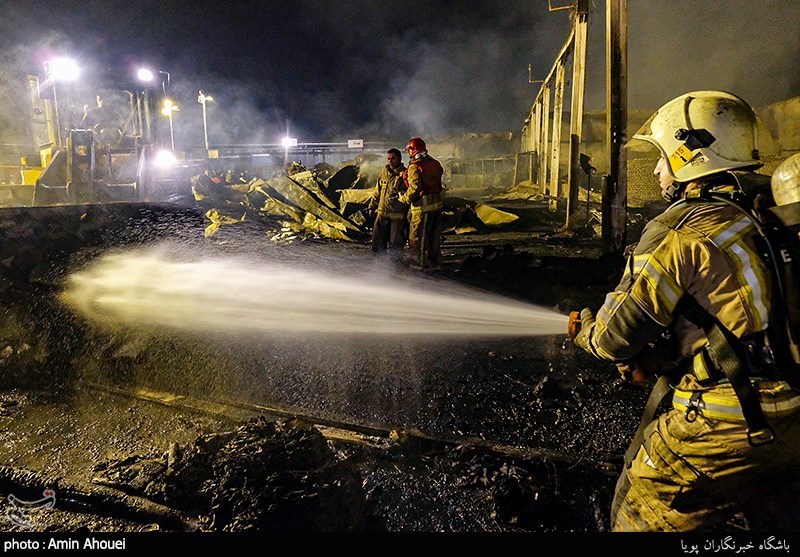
[570,91,800,531]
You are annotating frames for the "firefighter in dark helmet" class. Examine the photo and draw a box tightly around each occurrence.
[368,148,409,255]
[573,91,800,531]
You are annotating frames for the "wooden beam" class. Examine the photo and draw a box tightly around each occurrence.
[539,84,551,191]
[0,464,196,530]
[566,5,589,226]
[534,101,542,181]
[528,152,535,184]
[604,0,628,253]
[78,382,618,474]
[532,27,575,107]
[550,60,567,198]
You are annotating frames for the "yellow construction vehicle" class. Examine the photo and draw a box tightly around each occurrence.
[4,58,185,206]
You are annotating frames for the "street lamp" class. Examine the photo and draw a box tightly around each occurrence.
[137,68,155,82]
[197,90,213,151]
[161,99,179,150]
[138,68,171,95]
[158,71,171,95]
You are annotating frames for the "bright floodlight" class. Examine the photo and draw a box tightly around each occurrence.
[281,137,297,148]
[137,68,155,82]
[161,99,179,116]
[154,149,177,169]
[45,57,80,81]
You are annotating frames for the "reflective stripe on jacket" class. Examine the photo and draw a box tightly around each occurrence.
[586,184,770,363]
[672,375,800,421]
[583,178,796,416]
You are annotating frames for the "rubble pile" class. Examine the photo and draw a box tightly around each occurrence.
[191,161,375,242]
[91,417,373,532]
[191,159,526,243]
[444,444,611,531]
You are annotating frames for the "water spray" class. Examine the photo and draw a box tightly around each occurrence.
[62,247,569,339]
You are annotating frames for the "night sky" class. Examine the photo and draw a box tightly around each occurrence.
[1,0,798,148]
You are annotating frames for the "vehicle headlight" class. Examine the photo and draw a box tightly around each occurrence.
[154,149,177,169]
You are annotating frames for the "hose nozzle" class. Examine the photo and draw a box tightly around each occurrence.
[567,310,582,340]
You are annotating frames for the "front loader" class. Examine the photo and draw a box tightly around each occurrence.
[17,60,189,207]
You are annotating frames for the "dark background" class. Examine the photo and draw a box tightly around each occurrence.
[0,0,798,147]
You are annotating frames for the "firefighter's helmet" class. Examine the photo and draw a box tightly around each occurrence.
[631,91,762,183]
[772,153,800,207]
[406,137,427,157]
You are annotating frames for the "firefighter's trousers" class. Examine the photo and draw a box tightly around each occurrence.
[611,386,800,531]
[408,209,443,270]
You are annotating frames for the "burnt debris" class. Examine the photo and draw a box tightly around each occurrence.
[92,417,374,532]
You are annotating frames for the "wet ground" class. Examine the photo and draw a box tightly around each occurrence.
[0,202,649,533]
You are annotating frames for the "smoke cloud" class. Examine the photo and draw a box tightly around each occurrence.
[0,0,797,147]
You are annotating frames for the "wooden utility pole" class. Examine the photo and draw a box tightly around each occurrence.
[604,0,628,253]
[565,0,589,227]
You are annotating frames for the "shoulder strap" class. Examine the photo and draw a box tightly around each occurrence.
[689,187,800,383]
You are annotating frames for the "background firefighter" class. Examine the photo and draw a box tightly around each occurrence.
[398,137,444,271]
[572,91,800,531]
[368,148,408,255]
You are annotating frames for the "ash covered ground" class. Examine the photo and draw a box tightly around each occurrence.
[0,204,660,534]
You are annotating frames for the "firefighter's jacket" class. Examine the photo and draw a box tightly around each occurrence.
[581,180,800,420]
[369,164,408,220]
[399,155,444,214]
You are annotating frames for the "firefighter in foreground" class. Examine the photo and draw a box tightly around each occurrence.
[398,137,444,271]
[368,148,408,255]
[572,90,800,531]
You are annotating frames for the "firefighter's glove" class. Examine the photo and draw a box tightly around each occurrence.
[615,361,648,387]
[572,307,596,353]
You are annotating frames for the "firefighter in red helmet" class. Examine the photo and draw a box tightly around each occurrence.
[398,137,445,271]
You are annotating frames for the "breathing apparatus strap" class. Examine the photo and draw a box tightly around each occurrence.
[624,375,672,468]
[677,295,775,446]
[662,181,684,203]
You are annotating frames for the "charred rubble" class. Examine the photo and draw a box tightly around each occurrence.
[90,417,374,532]
[190,158,533,244]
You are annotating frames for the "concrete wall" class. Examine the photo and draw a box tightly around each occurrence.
[760,96,800,155]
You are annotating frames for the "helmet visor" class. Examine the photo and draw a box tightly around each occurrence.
[625,110,660,149]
